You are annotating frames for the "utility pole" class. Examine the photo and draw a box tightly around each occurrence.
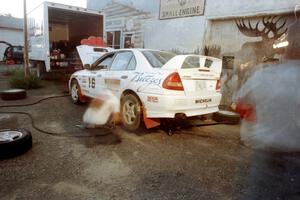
[23,0,29,77]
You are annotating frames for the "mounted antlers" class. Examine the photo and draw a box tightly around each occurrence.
[236,16,287,40]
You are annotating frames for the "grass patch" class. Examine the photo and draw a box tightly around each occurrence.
[9,69,41,89]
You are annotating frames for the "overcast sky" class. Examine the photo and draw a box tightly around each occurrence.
[0,0,87,18]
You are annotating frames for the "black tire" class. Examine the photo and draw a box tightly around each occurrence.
[0,129,32,159]
[121,94,142,132]
[0,89,27,101]
[212,110,240,125]
[70,80,83,104]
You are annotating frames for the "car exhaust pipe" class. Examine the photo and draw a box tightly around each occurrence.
[175,113,187,119]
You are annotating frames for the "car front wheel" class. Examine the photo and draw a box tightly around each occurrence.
[121,94,142,132]
[70,80,83,104]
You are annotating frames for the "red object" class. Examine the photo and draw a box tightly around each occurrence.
[6,60,15,65]
[80,36,107,47]
[162,72,184,91]
[143,117,161,129]
[235,99,256,122]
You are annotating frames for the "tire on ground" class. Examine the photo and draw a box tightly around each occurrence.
[121,94,143,132]
[0,89,27,100]
[212,109,240,125]
[0,129,32,159]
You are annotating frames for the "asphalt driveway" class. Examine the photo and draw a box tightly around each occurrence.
[0,73,299,200]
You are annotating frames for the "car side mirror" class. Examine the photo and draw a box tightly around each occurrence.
[83,64,91,69]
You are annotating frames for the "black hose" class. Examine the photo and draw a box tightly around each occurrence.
[0,94,70,108]
[0,95,112,138]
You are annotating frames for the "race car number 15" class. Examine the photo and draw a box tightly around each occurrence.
[89,77,95,88]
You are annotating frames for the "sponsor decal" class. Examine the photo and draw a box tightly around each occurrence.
[131,72,163,87]
[195,98,212,104]
[147,96,159,103]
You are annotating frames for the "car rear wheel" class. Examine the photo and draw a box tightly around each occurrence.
[121,94,142,132]
[71,80,83,104]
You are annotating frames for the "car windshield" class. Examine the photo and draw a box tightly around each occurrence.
[142,50,176,68]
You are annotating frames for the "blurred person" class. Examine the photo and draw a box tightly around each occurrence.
[233,10,300,152]
[83,90,121,129]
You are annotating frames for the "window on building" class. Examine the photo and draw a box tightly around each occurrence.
[124,33,134,48]
[107,31,121,49]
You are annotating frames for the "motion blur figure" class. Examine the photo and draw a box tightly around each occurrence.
[234,10,300,152]
[83,90,121,128]
[232,10,300,200]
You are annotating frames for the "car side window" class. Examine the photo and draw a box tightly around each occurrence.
[110,52,134,71]
[93,54,114,70]
[127,56,137,70]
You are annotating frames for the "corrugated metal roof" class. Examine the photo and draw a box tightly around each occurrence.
[0,15,23,30]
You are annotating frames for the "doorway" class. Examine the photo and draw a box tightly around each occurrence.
[106,31,121,49]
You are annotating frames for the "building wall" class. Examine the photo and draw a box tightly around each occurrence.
[88,0,300,17]
[88,0,300,52]
[101,2,152,49]
[143,16,206,53]
[0,28,23,61]
[206,0,300,17]
[87,0,158,13]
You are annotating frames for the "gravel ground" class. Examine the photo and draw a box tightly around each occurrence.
[0,73,299,200]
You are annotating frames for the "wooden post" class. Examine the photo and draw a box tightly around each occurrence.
[23,0,29,77]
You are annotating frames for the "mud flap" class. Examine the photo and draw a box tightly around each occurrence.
[143,116,161,129]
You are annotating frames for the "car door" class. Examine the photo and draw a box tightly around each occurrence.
[79,69,97,98]
[88,53,115,97]
[103,51,137,97]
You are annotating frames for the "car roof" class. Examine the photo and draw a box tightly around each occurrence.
[111,48,174,54]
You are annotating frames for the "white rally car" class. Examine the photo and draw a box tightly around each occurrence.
[69,49,222,131]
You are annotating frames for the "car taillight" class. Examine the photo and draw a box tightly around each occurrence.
[162,72,184,91]
[216,79,221,90]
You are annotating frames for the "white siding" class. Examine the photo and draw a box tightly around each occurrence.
[206,0,300,18]
[143,16,206,53]
[87,0,300,52]
[102,2,152,49]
